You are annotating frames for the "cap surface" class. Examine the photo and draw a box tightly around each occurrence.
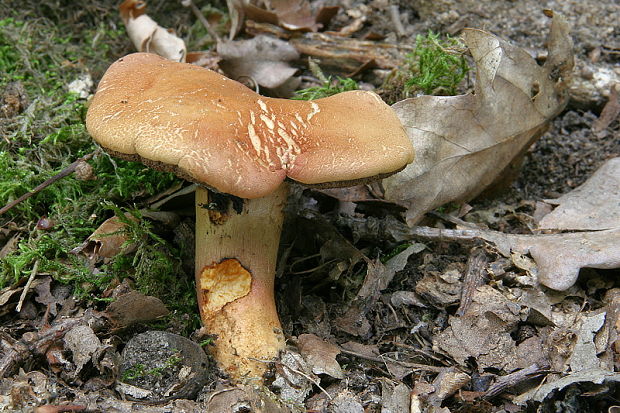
[86,53,414,198]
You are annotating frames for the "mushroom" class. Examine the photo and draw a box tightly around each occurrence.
[86,52,414,381]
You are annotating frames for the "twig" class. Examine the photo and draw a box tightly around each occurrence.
[181,0,221,43]
[249,357,332,400]
[280,362,332,400]
[592,83,620,133]
[16,259,39,313]
[391,342,446,364]
[483,363,550,399]
[339,348,445,373]
[388,5,406,37]
[456,247,488,316]
[150,183,197,210]
[205,388,237,405]
[0,317,83,377]
[0,150,99,215]
[407,226,483,242]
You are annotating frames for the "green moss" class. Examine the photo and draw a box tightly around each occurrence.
[381,31,469,104]
[381,242,413,263]
[102,206,198,330]
[293,60,359,100]
[294,76,359,100]
[121,352,183,381]
[405,31,469,96]
[0,15,193,330]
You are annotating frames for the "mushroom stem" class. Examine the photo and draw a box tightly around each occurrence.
[194,184,288,381]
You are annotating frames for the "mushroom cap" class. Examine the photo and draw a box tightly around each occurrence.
[86,53,414,198]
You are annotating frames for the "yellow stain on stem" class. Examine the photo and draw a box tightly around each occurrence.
[199,258,252,315]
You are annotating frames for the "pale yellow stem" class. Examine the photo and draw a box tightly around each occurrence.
[195,184,288,381]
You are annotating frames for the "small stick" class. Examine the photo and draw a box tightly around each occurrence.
[340,348,445,373]
[389,5,406,38]
[280,362,332,400]
[150,183,197,210]
[249,357,332,400]
[483,363,550,399]
[0,150,98,216]
[205,388,236,406]
[181,0,221,43]
[456,247,488,316]
[16,259,39,313]
[0,316,83,377]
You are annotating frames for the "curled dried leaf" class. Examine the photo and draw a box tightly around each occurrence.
[119,0,186,62]
[72,214,138,260]
[297,333,343,379]
[383,13,574,225]
[216,35,300,92]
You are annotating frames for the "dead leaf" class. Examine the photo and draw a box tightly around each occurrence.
[72,214,138,261]
[415,268,462,308]
[513,369,620,405]
[335,244,422,337]
[297,334,343,379]
[216,35,300,92]
[380,380,411,413]
[205,384,290,413]
[357,244,422,300]
[390,290,427,308]
[119,0,186,62]
[0,286,20,307]
[239,0,338,33]
[427,368,470,406]
[0,233,20,259]
[0,278,48,316]
[405,224,620,291]
[225,0,244,40]
[516,287,566,326]
[341,341,380,359]
[383,12,574,225]
[496,227,620,292]
[435,285,545,372]
[288,33,410,75]
[331,6,368,37]
[33,276,67,316]
[34,404,87,413]
[539,157,620,231]
[63,325,103,375]
[186,50,221,71]
[328,389,364,413]
[1,371,54,410]
[272,350,316,406]
[105,290,169,329]
[567,312,606,372]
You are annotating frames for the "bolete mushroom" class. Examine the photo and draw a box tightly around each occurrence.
[86,52,413,381]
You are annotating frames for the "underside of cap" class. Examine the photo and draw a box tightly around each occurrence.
[86,53,414,198]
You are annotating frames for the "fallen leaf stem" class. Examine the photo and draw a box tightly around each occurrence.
[0,150,99,216]
[181,0,221,43]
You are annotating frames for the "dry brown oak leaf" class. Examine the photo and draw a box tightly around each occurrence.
[539,157,620,231]
[383,12,574,225]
